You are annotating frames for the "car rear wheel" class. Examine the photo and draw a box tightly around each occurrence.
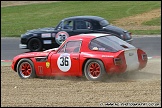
[28,38,42,51]
[84,59,106,81]
[17,59,36,79]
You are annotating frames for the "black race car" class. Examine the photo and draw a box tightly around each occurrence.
[19,16,133,51]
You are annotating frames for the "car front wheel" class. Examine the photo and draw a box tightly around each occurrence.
[28,38,42,51]
[84,59,106,81]
[17,59,36,79]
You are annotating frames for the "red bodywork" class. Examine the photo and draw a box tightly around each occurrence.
[11,34,147,77]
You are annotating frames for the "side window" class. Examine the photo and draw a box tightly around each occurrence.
[63,20,73,30]
[92,21,101,29]
[65,41,81,53]
[85,21,93,29]
[58,41,82,53]
[75,20,92,30]
[58,45,65,53]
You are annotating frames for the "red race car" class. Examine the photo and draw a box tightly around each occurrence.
[11,33,147,81]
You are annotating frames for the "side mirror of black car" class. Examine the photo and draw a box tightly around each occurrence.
[57,26,62,30]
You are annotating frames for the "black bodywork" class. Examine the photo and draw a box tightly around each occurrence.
[20,16,133,51]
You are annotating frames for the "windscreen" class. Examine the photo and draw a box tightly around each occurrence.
[89,36,135,52]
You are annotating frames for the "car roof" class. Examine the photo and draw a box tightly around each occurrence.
[67,33,111,41]
[62,16,105,21]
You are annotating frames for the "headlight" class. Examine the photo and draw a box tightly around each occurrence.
[21,34,25,38]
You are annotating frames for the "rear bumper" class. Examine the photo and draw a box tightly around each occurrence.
[19,44,27,49]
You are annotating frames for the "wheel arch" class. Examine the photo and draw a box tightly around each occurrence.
[81,58,105,76]
[13,58,34,72]
[27,36,43,48]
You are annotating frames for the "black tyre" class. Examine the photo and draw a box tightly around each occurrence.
[17,59,36,79]
[28,38,42,51]
[84,59,106,81]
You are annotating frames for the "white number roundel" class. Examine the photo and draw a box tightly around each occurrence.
[57,53,71,72]
[55,31,69,45]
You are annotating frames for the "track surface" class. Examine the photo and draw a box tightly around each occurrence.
[1,58,161,107]
[1,36,161,60]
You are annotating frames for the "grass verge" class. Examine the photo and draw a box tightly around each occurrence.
[1,1,161,37]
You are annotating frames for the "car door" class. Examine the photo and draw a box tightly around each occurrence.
[50,40,82,76]
[54,20,75,45]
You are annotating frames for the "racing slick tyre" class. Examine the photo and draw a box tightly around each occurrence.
[84,59,107,81]
[17,59,36,79]
[28,38,43,52]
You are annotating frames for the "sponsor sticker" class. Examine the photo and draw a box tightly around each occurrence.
[46,62,50,68]
[41,33,51,38]
[99,48,106,51]
[38,66,43,74]
[43,40,52,44]
[92,47,98,50]
[102,55,114,58]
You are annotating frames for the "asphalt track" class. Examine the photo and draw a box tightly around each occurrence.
[1,35,161,63]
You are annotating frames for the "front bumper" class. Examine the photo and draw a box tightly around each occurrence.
[19,44,27,49]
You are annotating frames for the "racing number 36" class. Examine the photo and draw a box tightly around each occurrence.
[60,57,69,66]
[57,54,71,72]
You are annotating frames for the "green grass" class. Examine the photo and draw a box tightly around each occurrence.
[1,1,161,37]
[142,17,161,26]
[130,30,161,35]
